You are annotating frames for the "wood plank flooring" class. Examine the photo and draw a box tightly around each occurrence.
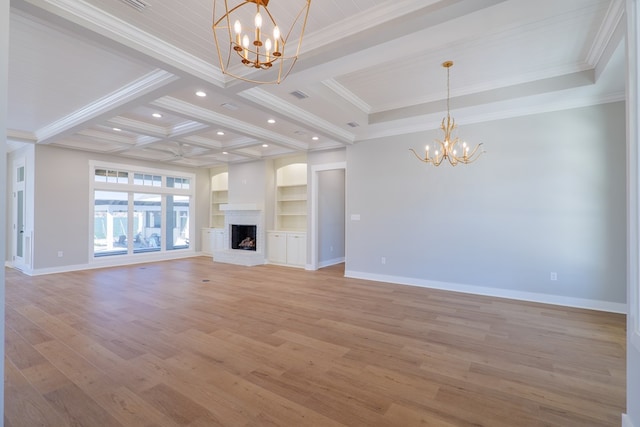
[4,257,626,426]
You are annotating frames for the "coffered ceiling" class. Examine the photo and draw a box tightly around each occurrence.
[7,0,626,167]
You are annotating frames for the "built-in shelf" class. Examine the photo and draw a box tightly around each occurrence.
[210,172,228,228]
[276,165,307,231]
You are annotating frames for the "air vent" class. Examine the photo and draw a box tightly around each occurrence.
[221,102,239,111]
[120,0,148,12]
[347,121,360,128]
[289,90,309,100]
[294,130,307,136]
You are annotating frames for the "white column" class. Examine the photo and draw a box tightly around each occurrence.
[626,1,640,426]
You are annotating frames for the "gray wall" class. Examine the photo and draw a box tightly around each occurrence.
[346,102,626,305]
[630,341,640,426]
[318,169,345,264]
[32,145,210,270]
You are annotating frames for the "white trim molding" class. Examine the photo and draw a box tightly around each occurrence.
[344,270,627,314]
[310,162,347,271]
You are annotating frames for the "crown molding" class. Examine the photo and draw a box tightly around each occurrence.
[7,129,38,143]
[151,96,309,151]
[359,90,626,141]
[20,0,225,87]
[322,79,371,114]
[587,0,625,67]
[239,87,355,144]
[108,116,169,138]
[178,135,224,150]
[76,128,137,145]
[36,69,178,144]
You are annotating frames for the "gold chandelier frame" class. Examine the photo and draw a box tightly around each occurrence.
[212,0,311,84]
[411,61,484,166]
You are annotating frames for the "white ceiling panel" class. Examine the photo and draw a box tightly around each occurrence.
[8,9,155,133]
[6,0,626,166]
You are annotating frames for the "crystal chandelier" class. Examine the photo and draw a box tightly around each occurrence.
[411,61,484,166]
[212,0,311,84]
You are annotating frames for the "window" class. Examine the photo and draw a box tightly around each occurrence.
[91,162,194,258]
[94,191,129,257]
[166,194,190,250]
[95,169,128,184]
[133,193,162,254]
[134,173,161,187]
[167,176,190,189]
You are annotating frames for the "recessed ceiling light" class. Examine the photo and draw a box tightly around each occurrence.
[152,113,162,118]
[262,144,269,148]
[113,127,121,131]
[312,136,319,141]
[217,131,225,136]
[222,151,229,155]
[267,119,276,124]
[196,91,207,97]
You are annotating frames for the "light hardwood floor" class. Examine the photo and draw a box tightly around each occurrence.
[5,257,626,426]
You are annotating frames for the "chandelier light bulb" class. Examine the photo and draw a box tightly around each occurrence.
[255,12,262,44]
[265,38,272,62]
[273,26,280,53]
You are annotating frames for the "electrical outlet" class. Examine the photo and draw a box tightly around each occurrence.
[57,251,63,258]
[381,257,386,265]
[550,272,557,281]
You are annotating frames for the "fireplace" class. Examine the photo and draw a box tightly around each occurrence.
[213,203,264,266]
[231,225,256,251]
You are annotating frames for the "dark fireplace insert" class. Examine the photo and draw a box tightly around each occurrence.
[230,224,257,251]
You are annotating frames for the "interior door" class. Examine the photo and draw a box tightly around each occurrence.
[13,159,27,270]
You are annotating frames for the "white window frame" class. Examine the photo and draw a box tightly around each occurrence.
[89,160,195,260]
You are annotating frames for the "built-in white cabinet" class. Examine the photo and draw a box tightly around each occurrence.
[202,228,213,255]
[267,231,306,267]
[286,232,306,266]
[211,228,225,253]
[267,232,287,264]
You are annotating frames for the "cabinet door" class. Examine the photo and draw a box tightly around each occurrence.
[286,233,306,266]
[267,232,287,264]
[212,229,225,251]
[202,229,212,254]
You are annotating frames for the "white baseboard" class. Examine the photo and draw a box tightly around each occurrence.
[25,251,202,276]
[344,270,627,314]
[623,414,636,427]
[318,257,345,268]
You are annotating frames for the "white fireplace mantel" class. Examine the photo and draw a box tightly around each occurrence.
[213,204,265,267]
